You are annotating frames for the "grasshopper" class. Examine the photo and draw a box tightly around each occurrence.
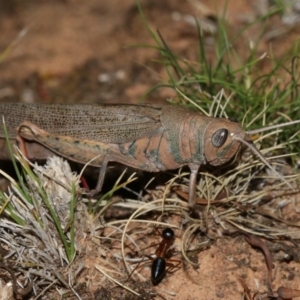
[0,102,299,207]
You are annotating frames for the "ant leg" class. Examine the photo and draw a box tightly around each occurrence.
[165,258,181,274]
[123,255,150,285]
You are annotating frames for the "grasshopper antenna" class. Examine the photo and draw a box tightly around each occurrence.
[240,118,300,189]
[233,136,294,190]
[246,119,300,135]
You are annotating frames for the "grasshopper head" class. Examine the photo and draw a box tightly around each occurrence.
[203,116,300,189]
[204,118,250,166]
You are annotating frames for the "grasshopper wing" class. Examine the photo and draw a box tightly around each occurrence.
[0,103,164,143]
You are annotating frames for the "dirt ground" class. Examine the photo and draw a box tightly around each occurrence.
[1,0,300,299]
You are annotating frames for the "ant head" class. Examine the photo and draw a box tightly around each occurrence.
[162,228,174,239]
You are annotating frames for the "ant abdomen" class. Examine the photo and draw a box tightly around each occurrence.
[151,257,166,285]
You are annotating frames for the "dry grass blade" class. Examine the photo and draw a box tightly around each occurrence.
[0,155,85,298]
[95,265,141,297]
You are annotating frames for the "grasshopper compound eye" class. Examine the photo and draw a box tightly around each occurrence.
[211,128,228,148]
[203,118,244,167]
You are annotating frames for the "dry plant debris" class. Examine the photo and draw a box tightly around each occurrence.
[0,129,299,299]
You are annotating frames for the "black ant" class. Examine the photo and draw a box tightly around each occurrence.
[126,227,181,285]
[137,227,180,285]
[150,227,180,285]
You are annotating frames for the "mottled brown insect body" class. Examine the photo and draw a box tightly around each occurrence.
[0,103,298,206]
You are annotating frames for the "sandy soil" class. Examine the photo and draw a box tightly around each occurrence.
[0,0,300,299]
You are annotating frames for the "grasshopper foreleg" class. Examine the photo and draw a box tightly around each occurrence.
[188,164,200,207]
